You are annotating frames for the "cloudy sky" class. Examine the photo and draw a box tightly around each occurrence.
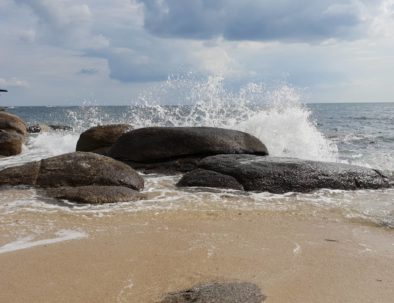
[0,0,393,105]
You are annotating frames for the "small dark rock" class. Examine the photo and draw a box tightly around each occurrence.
[48,124,73,131]
[44,185,144,204]
[27,124,50,133]
[158,282,265,303]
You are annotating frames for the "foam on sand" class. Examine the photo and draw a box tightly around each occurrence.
[0,229,87,254]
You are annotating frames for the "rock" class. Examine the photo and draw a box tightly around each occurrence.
[27,124,51,133]
[0,111,27,135]
[27,124,73,133]
[158,282,265,303]
[43,186,144,204]
[0,152,144,190]
[108,127,268,173]
[177,154,390,193]
[177,168,244,190]
[0,161,40,185]
[125,157,202,174]
[76,124,132,154]
[0,130,24,156]
[48,124,73,132]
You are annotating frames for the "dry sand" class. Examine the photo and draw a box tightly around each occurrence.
[0,210,393,303]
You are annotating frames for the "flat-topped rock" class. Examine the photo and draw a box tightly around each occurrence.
[158,282,265,303]
[0,152,144,190]
[177,154,390,193]
[108,127,268,173]
[44,185,144,204]
[27,124,73,133]
[76,124,132,154]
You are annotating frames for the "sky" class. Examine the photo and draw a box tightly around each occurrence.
[0,0,394,105]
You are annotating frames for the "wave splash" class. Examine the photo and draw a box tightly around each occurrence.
[6,76,338,166]
[130,76,338,162]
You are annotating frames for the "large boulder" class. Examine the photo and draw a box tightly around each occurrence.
[0,111,27,135]
[177,154,390,193]
[158,282,265,303]
[0,112,27,157]
[76,124,132,154]
[43,186,144,204]
[0,152,144,190]
[0,130,24,156]
[108,127,268,173]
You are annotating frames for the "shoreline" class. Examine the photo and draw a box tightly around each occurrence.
[0,209,393,303]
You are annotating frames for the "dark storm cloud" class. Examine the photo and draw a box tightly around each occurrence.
[138,0,367,41]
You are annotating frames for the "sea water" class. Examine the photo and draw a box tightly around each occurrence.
[0,77,393,251]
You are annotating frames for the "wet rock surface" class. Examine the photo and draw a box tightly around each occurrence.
[0,111,27,136]
[177,168,244,190]
[76,124,132,154]
[0,112,27,156]
[0,152,144,190]
[27,124,73,133]
[158,282,265,303]
[44,185,144,204]
[0,130,24,156]
[177,154,390,193]
[109,127,268,173]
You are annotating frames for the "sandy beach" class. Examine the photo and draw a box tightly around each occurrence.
[0,209,393,303]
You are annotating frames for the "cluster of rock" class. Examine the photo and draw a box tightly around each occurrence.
[77,124,390,192]
[27,123,73,133]
[0,117,391,204]
[0,111,27,157]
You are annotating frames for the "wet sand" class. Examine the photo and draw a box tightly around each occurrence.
[0,210,393,303]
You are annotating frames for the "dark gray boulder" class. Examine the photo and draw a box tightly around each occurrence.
[158,282,265,303]
[177,168,244,190]
[108,127,268,173]
[0,152,144,190]
[177,154,390,193]
[43,186,144,204]
[76,124,132,154]
[0,130,24,156]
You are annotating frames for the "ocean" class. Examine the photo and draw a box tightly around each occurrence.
[1,91,394,254]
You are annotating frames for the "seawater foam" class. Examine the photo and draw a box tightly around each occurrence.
[0,229,87,254]
[129,76,339,162]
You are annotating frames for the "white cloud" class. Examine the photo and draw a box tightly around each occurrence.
[0,77,30,88]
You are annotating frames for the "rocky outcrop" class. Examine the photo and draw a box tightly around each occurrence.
[177,154,390,193]
[0,152,144,204]
[27,124,73,133]
[43,186,144,204]
[158,282,265,303]
[108,127,268,173]
[0,112,27,156]
[76,124,132,154]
